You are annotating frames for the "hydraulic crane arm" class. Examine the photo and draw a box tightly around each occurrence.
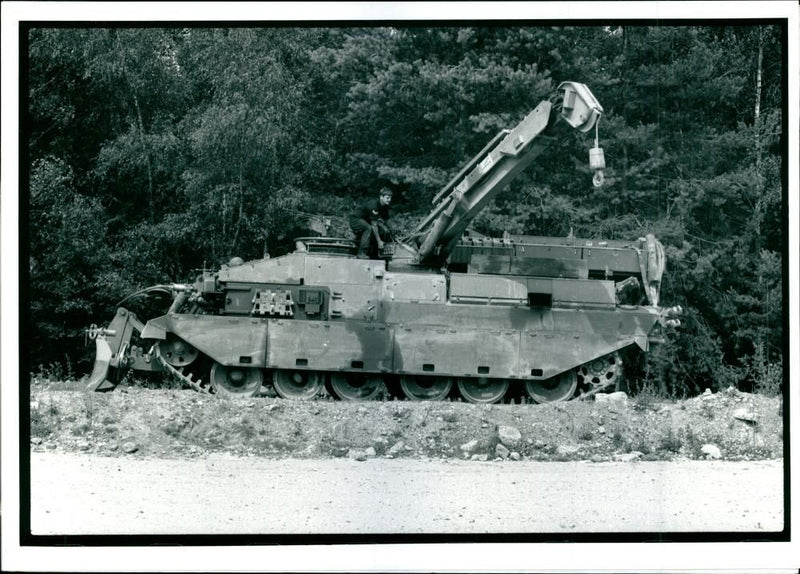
[410,81,604,267]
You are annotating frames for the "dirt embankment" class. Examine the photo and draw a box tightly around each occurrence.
[29,380,783,463]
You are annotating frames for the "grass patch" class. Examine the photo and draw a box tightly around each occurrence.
[441,411,458,423]
[658,427,682,453]
[30,399,60,437]
[631,382,661,412]
[576,423,594,442]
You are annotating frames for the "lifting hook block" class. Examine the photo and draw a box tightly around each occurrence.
[589,145,605,188]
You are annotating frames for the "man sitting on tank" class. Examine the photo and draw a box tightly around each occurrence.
[349,187,392,259]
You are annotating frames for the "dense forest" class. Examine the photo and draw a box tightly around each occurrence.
[26,24,785,397]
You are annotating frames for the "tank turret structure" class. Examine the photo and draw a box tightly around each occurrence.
[85,82,681,403]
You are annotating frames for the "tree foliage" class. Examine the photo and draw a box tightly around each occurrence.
[26,24,785,394]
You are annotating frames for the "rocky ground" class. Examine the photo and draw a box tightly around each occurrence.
[29,378,784,463]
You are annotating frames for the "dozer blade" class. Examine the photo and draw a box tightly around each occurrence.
[86,337,117,392]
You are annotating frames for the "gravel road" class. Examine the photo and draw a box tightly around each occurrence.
[29,452,783,535]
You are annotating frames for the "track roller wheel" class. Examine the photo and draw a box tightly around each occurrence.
[210,363,263,397]
[273,370,324,400]
[330,373,384,401]
[457,377,509,404]
[399,375,452,401]
[525,370,578,403]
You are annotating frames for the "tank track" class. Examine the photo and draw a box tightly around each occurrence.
[151,343,620,403]
[154,343,214,394]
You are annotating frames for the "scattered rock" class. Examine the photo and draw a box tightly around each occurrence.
[701,444,722,460]
[392,405,409,417]
[107,442,118,451]
[77,441,91,451]
[121,442,138,454]
[347,448,368,461]
[495,443,510,459]
[556,445,581,457]
[30,401,39,410]
[265,404,281,412]
[598,426,606,435]
[498,425,522,449]
[533,439,547,450]
[509,452,521,461]
[470,453,489,462]
[595,391,628,404]
[613,451,643,462]
[386,441,405,456]
[733,409,758,424]
[460,439,481,454]
[31,437,43,445]
[703,388,712,396]
[364,447,376,458]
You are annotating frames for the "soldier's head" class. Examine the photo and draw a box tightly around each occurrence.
[379,187,393,206]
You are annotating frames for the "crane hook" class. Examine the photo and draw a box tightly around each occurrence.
[589,119,606,188]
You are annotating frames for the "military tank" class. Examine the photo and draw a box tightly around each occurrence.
[85,82,682,403]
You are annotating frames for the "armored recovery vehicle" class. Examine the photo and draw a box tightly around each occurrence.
[86,81,681,403]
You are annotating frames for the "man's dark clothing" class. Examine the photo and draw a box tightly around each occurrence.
[349,198,391,258]
[352,199,390,224]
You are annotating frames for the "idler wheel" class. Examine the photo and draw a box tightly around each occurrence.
[210,363,263,397]
[525,370,578,403]
[457,377,509,404]
[273,370,324,400]
[400,376,452,401]
[330,373,384,401]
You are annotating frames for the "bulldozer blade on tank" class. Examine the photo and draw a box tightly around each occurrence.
[84,308,145,392]
[86,336,116,391]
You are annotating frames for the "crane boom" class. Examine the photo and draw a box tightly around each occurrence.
[410,81,603,267]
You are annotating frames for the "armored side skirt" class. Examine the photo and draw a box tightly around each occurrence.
[153,304,659,382]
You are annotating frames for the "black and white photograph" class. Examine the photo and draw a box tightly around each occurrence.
[2,2,798,572]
